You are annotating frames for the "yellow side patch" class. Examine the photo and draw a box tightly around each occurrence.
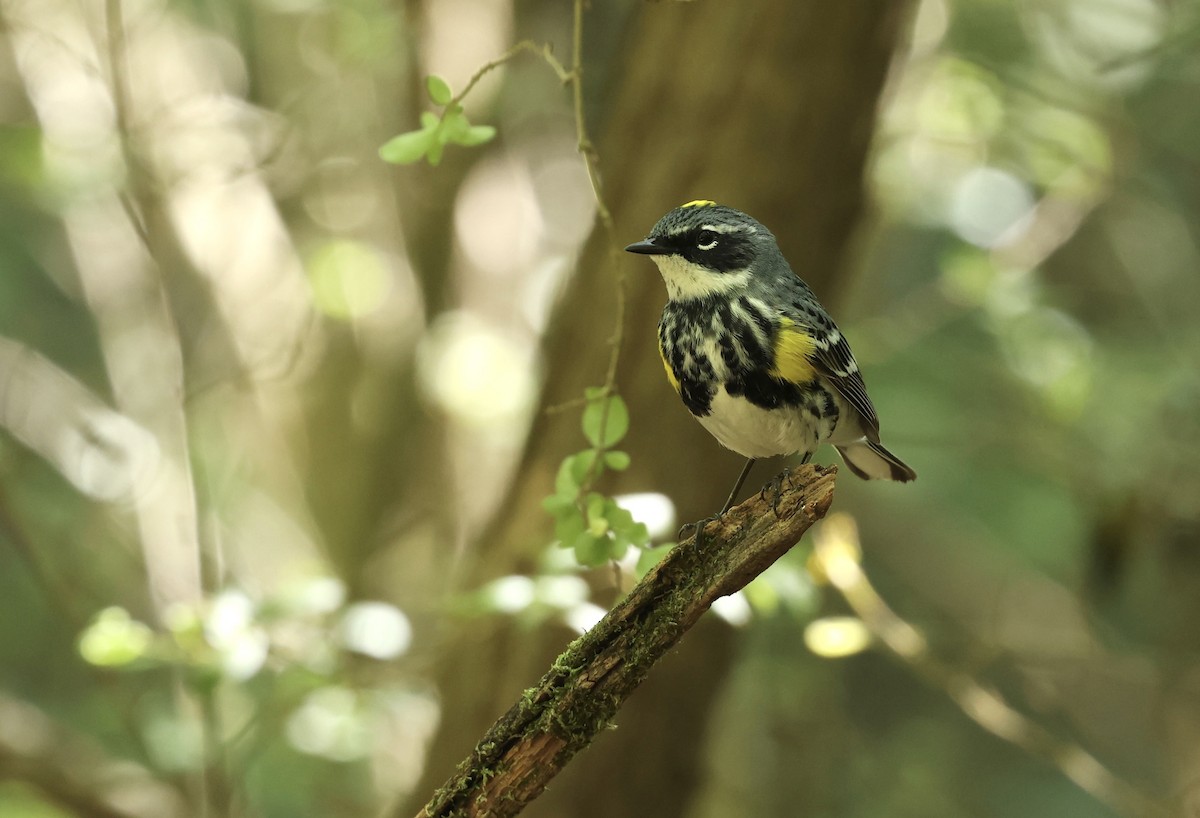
[770,318,817,384]
[680,199,716,209]
[658,339,681,393]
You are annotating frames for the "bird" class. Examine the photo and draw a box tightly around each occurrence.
[625,200,915,518]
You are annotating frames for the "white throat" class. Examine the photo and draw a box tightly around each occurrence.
[651,254,751,300]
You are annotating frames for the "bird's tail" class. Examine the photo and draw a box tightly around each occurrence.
[835,439,916,482]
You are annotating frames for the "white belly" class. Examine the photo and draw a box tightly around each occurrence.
[696,389,824,460]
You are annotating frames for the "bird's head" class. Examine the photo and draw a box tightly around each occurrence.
[624,201,780,300]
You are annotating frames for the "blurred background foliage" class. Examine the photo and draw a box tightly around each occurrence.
[0,0,1198,816]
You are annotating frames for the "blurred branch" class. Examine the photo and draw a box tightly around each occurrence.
[414,465,837,818]
[811,514,1170,818]
[566,0,629,493]
[452,41,571,104]
[0,693,186,818]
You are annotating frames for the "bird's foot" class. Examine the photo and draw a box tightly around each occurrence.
[760,468,796,516]
[678,513,723,548]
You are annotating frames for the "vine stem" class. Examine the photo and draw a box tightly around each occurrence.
[441,0,630,503]
[450,40,571,110]
[448,0,627,432]
[565,0,629,495]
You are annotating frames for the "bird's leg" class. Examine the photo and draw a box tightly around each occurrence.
[761,452,812,515]
[721,458,757,515]
[678,458,757,547]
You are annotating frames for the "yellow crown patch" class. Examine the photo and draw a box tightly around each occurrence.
[680,199,716,209]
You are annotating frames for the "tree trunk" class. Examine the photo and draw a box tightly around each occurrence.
[415,3,911,816]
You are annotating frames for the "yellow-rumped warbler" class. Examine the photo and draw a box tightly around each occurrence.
[626,200,915,514]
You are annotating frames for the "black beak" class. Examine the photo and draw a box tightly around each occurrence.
[624,238,672,256]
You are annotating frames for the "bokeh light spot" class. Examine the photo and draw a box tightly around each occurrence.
[307,240,391,319]
[416,312,538,427]
[804,617,872,659]
[340,601,413,660]
[950,167,1035,248]
[286,686,372,762]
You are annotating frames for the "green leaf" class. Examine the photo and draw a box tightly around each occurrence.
[585,493,606,523]
[627,522,651,547]
[566,450,600,486]
[541,494,573,515]
[584,493,608,537]
[572,532,609,567]
[456,124,496,147]
[427,140,444,166]
[554,458,581,497]
[426,75,453,105]
[379,128,434,164]
[420,111,440,129]
[582,394,629,448]
[442,109,471,142]
[604,450,630,471]
[604,500,635,533]
[605,503,649,547]
[607,532,631,561]
[554,510,586,546]
[607,395,630,444]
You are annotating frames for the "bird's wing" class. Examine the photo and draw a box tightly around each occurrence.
[772,317,881,441]
[811,329,880,440]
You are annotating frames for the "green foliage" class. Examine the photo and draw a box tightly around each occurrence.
[581,387,629,448]
[541,389,653,568]
[75,584,418,765]
[425,75,452,106]
[379,74,496,166]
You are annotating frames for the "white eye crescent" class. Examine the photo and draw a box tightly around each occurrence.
[697,230,718,250]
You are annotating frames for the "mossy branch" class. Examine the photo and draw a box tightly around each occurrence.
[415,464,838,818]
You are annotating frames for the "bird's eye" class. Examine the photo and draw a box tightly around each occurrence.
[697,230,718,250]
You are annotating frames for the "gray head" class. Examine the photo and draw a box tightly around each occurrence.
[625,201,785,299]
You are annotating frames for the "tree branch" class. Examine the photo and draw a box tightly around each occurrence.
[416,464,838,818]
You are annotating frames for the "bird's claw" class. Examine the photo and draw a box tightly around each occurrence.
[679,513,722,548]
[760,468,796,516]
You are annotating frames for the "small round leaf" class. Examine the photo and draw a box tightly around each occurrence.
[555,510,586,546]
[379,129,433,164]
[442,109,471,141]
[541,494,573,515]
[604,450,631,471]
[567,450,600,485]
[582,394,629,448]
[572,532,609,567]
[426,75,453,105]
[554,458,581,497]
[627,522,651,547]
[457,125,496,147]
